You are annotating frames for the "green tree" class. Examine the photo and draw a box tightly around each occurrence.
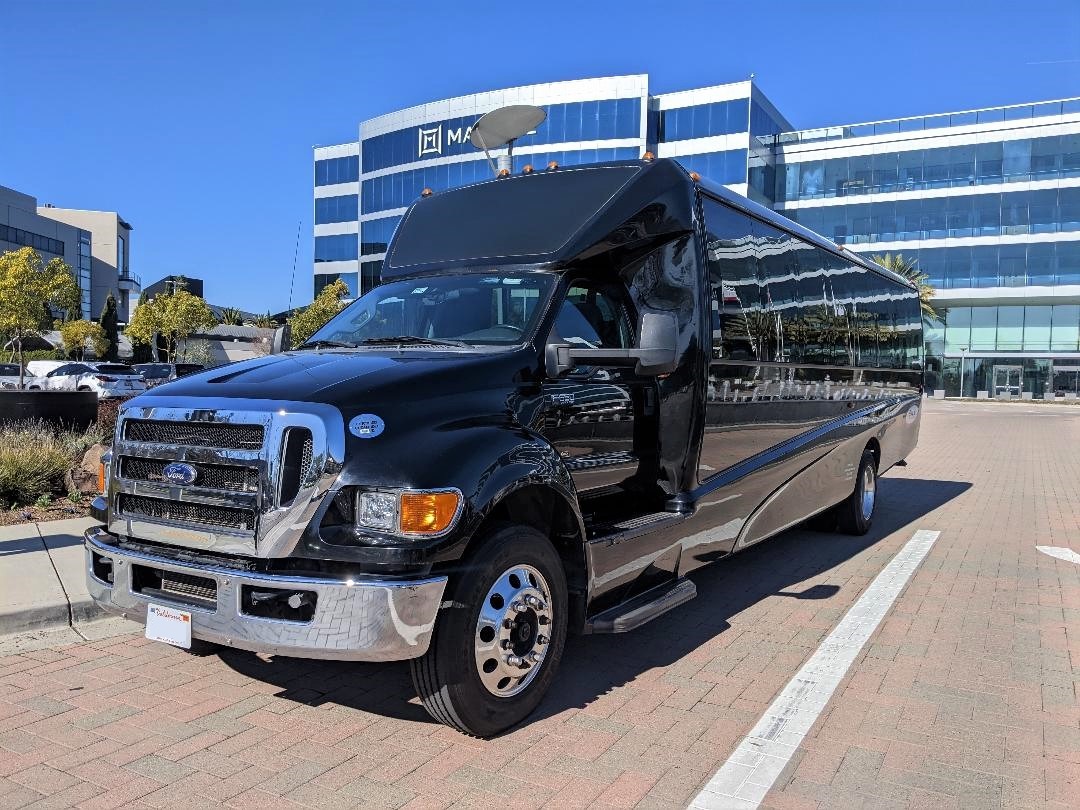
[289,280,349,346]
[870,253,945,321]
[217,306,244,326]
[98,293,120,361]
[130,291,153,363]
[127,289,216,362]
[60,320,109,360]
[253,311,278,329]
[0,247,81,387]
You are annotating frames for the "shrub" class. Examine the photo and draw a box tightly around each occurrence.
[0,420,102,504]
[96,398,130,444]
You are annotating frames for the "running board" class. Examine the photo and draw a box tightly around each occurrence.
[584,578,697,634]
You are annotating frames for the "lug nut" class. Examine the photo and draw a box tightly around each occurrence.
[536,635,549,645]
[503,619,514,629]
[525,595,546,610]
[538,615,550,625]
[511,601,528,614]
[501,639,512,650]
[505,654,524,666]
[526,651,541,664]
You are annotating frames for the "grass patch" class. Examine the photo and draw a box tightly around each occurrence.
[0,420,103,505]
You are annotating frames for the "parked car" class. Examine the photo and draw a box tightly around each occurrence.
[25,361,147,398]
[0,363,24,390]
[132,362,205,388]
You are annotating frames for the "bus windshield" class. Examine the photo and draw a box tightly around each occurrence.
[302,272,555,348]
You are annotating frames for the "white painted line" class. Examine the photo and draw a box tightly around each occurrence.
[1037,545,1080,565]
[689,529,941,810]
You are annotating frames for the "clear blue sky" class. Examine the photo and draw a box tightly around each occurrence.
[2,0,1078,314]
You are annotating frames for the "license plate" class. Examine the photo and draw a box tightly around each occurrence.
[145,603,192,649]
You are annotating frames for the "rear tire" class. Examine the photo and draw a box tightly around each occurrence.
[410,524,568,737]
[837,450,877,535]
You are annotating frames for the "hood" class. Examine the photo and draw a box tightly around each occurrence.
[143,348,537,410]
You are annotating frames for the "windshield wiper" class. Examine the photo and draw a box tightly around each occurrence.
[358,335,469,348]
[296,339,359,350]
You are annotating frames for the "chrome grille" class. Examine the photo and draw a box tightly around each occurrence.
[160,570,217,603]
[119,456,259,493]
[124,419,264,450]
[300,434,313,479]
[119,494,255,531]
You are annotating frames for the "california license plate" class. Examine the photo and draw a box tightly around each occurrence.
[145,603,192,649]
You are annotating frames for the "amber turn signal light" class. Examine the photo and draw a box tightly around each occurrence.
[98,461,106,494]
[399,491,461,534]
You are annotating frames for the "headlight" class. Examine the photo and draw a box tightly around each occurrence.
[357,491,397,531]
[355,489,462,536]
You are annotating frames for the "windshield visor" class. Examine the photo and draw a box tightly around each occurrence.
[305,272,555,348]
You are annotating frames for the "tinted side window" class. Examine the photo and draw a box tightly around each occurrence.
[701,196,757,360]
[555,282,631,349]
[752,220,801,364]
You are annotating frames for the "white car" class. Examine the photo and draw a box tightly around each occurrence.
[24,361,147,398]
[0,362,24,390]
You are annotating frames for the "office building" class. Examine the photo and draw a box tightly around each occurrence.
[1,184,92,319]
[36,207,140,322]
[313,76,1080,398]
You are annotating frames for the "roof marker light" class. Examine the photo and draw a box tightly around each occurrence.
[497,168,510,178]
[689,172,701,182]
[522,164,534,174]
[643,151,655,161]
[420,187,433,197]
[547,161,559,170]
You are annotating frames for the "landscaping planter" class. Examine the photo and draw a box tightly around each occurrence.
[0,391,98,430]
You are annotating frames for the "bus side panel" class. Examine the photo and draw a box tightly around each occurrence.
[732,393,921,550]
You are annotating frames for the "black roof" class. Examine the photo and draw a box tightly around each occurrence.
[383,157,914,290]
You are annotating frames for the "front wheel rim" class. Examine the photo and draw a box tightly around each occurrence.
[860,463,876,521]
[474,564,553,698]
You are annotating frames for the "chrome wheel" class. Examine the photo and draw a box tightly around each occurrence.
[860,463,876,521]
[474,564,553,698]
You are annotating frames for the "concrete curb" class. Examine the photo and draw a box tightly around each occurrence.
[0,517,108,638]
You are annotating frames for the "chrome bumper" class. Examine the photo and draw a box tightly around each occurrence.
[84,526,447,661]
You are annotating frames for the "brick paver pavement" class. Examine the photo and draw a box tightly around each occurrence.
[1,398,1078,809]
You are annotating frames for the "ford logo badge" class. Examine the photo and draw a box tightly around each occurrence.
[162,462,198,486]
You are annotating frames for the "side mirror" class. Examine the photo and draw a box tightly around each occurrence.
[271,323,292,354]
[545,310,679,377]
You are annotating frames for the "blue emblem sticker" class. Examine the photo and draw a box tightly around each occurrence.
[349,413,385,439]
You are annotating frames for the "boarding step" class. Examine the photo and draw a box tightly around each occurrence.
[584,577,697,634]
[587,511,685,544]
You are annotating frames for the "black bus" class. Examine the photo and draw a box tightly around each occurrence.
[86,157,922,736]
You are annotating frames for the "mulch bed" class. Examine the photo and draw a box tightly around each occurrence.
[0,501,93,526]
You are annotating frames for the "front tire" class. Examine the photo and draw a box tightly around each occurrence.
[410,524,568,737]
[837,450,877,535]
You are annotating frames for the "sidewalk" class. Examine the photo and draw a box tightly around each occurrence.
[0,517,106,637]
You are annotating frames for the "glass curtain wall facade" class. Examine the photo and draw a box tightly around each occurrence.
[313,76,775,298]
[771,97,1080,399]
[312,77,1080,398]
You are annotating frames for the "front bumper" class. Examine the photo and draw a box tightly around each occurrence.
[84,526,447,661]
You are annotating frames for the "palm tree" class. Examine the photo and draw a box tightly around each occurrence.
[217,306,244,326]
[871,252,945,321]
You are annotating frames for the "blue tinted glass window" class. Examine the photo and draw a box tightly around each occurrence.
[315,195,358,224]
[314,234,358,263]
[314,156,359,186]
[314,272,358,298]
[360,216,402,256]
